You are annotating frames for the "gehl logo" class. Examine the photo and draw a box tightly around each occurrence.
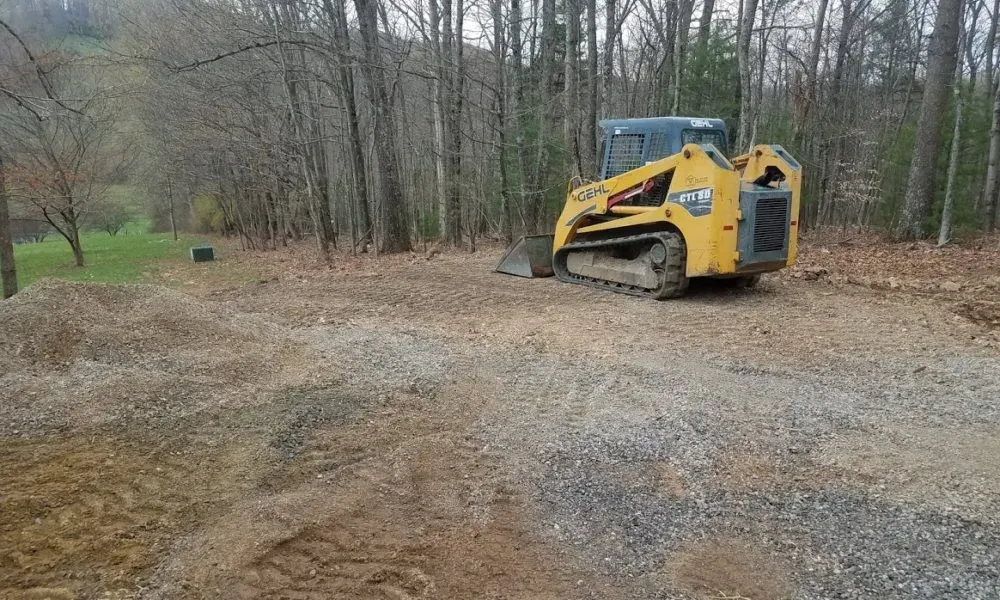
[576,183,610,202]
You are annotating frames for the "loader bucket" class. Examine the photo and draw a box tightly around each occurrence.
[495,234,555,278]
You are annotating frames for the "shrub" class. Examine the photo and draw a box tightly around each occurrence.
[191,194,226,233]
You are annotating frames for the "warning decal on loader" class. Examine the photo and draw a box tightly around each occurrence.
[668,187,713,217]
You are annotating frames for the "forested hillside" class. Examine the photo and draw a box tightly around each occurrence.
[0,0,994,265]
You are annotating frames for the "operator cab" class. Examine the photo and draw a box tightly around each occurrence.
[597,117,729,180]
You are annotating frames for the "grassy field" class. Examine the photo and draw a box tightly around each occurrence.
[13,228,209,288]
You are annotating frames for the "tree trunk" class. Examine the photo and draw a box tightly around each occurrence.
[70,220,84,267]
[492,0,513,243]
[939,31,966,246]
[511,0,531,233]
[583,0,598,177]
[447,0,464,246]
[638,0,676,115]
[531,0,557,231]
[986,79,1000,232]
[797,0,828,138]
[343,70,373,246]
[964,1,980,91]
[564,0,582,178]
[817,0,856,217]
[167,176,177,241]
[353,0,412,252]
[0,154,16,299]
[429,0,448,239]
[323,0,373,247]
[894,0,963,239]
[736,0,759,152]
[671,0,694,114]
[270,5,331,260]
[602,0,617,119]
[985,0,1000,96]
[698,0,715,42]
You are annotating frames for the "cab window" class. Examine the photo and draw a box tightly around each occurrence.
[681,129,729,155]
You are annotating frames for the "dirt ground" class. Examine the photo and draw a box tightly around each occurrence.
[2,235,1000,600]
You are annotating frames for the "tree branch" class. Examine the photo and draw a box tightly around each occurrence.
[168,40,285,71]
[0,16,84,116]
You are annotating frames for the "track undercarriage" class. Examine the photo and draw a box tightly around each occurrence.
[552,231,689,299]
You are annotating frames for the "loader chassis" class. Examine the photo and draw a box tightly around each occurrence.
[496,117,801,299]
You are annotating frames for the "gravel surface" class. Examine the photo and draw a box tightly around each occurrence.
[2,255,1000,600]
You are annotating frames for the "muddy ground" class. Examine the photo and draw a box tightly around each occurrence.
[2,238,1000,600]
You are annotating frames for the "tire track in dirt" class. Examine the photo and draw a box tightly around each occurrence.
[156,399,606,600]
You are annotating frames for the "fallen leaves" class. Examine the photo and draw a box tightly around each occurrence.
[789,230,1000,333]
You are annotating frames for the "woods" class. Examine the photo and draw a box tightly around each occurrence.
[2,0,1000,274]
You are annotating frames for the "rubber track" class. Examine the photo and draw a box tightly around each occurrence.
[553,232,686,300]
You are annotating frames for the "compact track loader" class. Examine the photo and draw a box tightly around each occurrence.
[496,117,801,299]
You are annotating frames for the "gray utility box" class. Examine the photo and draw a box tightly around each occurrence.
[190,245,216,263]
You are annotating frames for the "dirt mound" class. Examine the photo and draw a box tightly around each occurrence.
[0,279,294,376]
[0,279,320,437]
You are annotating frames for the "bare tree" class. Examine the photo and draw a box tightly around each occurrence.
[353,0,411,252]
[1,13,87,294]
[940,25,967,245]
[671,0,694,114]
[3,74,131,266]
[582,0,598,176]
[448,0,465,246]
[736,0,760,152]
[322,0,373,248]
[0,151,15,298]
[895,0,964,238]
[564,0,582,178]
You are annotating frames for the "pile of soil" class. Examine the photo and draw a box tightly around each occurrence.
[0,279,294,375]
[0,279,322,440]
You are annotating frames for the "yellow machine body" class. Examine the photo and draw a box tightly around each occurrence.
[496,116,802,299]
[553,143,801,278]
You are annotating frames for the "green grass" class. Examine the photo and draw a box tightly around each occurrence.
[53,33,107,57]
[14,227,206,288]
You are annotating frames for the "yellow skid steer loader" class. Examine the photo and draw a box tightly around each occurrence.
[496,117,801,299]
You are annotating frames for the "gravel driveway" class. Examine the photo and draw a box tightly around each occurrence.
[2,251,998,599]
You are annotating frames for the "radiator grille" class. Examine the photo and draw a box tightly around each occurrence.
[753,197,788,253]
